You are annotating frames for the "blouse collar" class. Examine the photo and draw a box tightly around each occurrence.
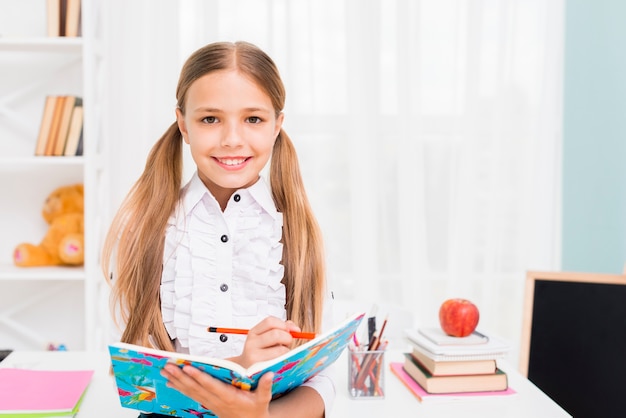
[181,172,280,220]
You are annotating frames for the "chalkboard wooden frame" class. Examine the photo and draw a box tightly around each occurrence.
[519,270,626,418]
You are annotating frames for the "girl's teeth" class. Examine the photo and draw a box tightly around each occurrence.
[220,158,245,165]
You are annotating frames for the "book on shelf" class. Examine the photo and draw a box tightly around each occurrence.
[0,368,94,416]
[74,131,84,156]
[35,96,83,157]
[47,0,81,37]
[109,311,365,418]
[64,0,82,37]
[410,345,497,376]
[43,96,67,156]
[63,98,84,156]
[52,95,78,156]
[35,96,57,156]
[46,0,61,37]
[402,353,508,394]
[390,362,516,403]
[405,327,510,361]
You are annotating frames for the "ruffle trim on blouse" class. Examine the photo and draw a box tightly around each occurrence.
[230,202,285,321]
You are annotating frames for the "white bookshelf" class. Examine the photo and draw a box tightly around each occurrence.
[0,0,108,351]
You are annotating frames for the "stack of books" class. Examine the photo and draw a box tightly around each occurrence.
[397,327,511,396]
[34,95,84,157]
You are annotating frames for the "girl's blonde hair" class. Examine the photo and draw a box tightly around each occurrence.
[102,41,326,350]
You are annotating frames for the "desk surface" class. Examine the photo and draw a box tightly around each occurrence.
[1,350,571,418]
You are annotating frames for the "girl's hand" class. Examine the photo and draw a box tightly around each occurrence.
[162,363,273,418]
[234,316,302,368]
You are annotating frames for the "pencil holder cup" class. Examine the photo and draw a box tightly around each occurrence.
[348,348,385,398]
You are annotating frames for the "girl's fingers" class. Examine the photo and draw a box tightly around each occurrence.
[285,320,302,332]
[256,372,274,403]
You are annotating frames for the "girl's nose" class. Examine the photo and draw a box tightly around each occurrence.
[221,122,244,147]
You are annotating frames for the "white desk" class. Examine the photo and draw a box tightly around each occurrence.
[1,350,571,417]
[330,350,572,417]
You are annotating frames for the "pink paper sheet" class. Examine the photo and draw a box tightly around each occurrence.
[0,368,94,413]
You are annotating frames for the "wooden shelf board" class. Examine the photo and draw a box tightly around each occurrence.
[0,263,85,281]
[0,156,85,167]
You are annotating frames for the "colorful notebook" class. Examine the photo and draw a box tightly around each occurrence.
[109,312,365,417]
[0,368,94,417]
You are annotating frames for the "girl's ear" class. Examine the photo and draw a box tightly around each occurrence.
[176,108,189,144]
[274,112,284,139]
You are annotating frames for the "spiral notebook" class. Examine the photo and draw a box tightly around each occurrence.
[405,328,510,361]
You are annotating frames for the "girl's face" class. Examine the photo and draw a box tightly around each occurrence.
[176,69,283,207]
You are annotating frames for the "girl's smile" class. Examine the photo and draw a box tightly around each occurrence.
[213,156,251,169]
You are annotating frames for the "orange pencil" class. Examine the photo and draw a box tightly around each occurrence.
[207,327,316,340]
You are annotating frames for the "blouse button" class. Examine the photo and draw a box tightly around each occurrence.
[234,194,241,202]
[220,283,229,292]
[219,334,228,343]
[220,234,228,243]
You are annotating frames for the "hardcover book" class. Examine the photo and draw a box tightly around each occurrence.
[35,96,57,156]
[64,0,82,37]
[109,311,365,418]
[43,96,67,156]
[52,95,78,156]
[410,346,497,376]
[63,98,84,156]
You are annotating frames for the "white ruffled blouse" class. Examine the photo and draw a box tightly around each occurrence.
[159,172,335,413]
[160,172,286,358]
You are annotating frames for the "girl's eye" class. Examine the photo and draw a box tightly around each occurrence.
[202,116,218,124]
[247,116,262,124]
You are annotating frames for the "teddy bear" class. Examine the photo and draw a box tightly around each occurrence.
[13,183,84,267]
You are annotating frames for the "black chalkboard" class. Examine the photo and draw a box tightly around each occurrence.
[519,271,626,418]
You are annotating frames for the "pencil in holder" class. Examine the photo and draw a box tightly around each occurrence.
[348,347,385,398]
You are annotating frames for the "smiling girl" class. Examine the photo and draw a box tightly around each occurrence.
[102,41,332,418]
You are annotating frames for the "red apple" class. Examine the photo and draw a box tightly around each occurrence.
[439,298,480,337]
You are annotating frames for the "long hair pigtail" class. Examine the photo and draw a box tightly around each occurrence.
[270,129,325,337]
[102,122,183,350]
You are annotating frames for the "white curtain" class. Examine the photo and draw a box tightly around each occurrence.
[103,0,563,364]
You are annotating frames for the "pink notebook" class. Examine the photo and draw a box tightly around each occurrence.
[390,362,516,403]
[0,368,94,414]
